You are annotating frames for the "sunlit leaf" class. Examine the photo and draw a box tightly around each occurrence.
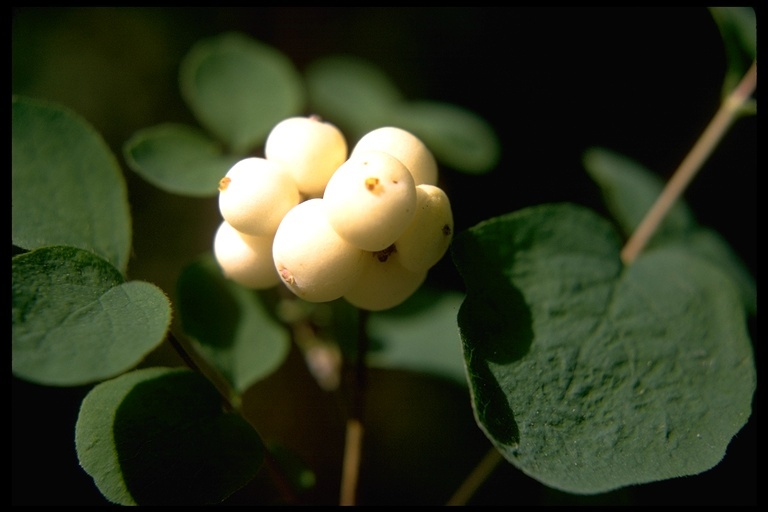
[176,254,291,396]
[12,246,171,387]
[123,123,241,197]
[583,146,755,314]
[305,54,403,142]
[179,32,304,154]
[12,95,131,273]
[367,287,467,386]
[390,100,500,174]
[452,203,755,495]
[75,367,264,505]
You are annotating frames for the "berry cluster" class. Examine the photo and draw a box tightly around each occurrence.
[213,116,453,311]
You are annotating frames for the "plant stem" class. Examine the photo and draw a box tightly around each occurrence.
[339,309,370,505]
[620,60,757,265]
[446,447,504,505]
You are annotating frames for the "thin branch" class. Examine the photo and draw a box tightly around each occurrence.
[446,447,504,506]
[339,309,370,505]
[620,60,757,265]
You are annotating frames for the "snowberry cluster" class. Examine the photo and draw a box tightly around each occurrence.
[213,116,453,311]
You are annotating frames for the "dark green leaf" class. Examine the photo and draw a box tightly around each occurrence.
[124,123,241,197]
[390,100,500,174]
[179,32,304,154]
[176,254,291,396]
[12,96,131,273]
[75,367,264,505]
[12,246,171,386]
[305,55,403,142]
[452,203,755,494]
[583,146,755,314]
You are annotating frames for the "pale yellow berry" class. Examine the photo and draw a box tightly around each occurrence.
[323,149,417,252]
[264,115,348,198]
[213,220,280,289]
[395,184,453,273]
[351,126,438,186]
[343,250,427,311]
[218,157,301,237]
[272,198,367,302]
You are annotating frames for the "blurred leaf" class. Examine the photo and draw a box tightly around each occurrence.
[367,288,467,386]
[12,246,171,387]
[179,32,305,154]
[390,100,500,174]
[75,367,264,505]
[176,254,291,396]
[267,442,316,494]
[124,123,241,197]
[12,95,131,273]
[583,146,755,314]
[709,7,756,102]
[305,54,404,142]
[452,203,755,495]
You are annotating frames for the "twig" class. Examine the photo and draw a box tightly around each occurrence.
[339,309,370,505]
[620,60,757,265]
[446,447,504,506]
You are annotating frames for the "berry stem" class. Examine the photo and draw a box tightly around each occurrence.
[339,308,370,505]
[620,59,756,265]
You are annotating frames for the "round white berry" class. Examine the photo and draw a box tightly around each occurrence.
[272,198,367,302]
[213,220,280,289]
[394,184,453,273]
[351,126,438,186]
[218,157,301,237]
[265,115,348,198]
[323,149,417,252]
[343,250,427,311]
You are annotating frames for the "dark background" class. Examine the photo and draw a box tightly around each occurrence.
[12,7,756,506]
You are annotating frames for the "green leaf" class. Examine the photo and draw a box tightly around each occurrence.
[390,100,500,174]
[452,203,755,495]
[12,95,132,273]
[12,246,171,387]
[709,7,756,102]
[75,367,264,505]
[367,287,467,386]
[583,146,756,315]
[176,254,291,396]
[179,32,305,154]
[305,55,404,142]
[123,123,242,197]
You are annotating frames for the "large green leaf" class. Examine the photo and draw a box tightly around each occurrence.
[390,100,500,174]
[176,254,291,397]
[452,203,755,495]
[12,95,131,273]
[179,32,305,154]
[75,367,264,505]
[367,287,467,386]
[305,54,403,142]
[583,146,756,314]
[12,246,171,386]
[123,123,241,197]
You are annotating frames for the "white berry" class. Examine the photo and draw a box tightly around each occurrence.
[265,115,348,198]
[351,126,438,186]
[343,250,427,311]
[395,184,454,273]
[272,198,367,302]
[213,220,280,289]
[323,150,417,252]
[218,157,301,237]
